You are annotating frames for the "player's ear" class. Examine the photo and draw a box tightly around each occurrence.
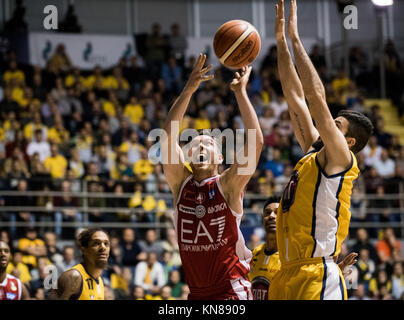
[346,136,356,150]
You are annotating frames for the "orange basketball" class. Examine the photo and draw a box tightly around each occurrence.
[213,20,261,69]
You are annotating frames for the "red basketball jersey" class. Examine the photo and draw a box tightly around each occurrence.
[0,274,22,300]
[174,175,252,298]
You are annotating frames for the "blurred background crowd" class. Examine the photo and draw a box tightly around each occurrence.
[0,0,404,300]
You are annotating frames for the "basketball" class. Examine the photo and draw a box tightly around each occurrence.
[213,19,261,69]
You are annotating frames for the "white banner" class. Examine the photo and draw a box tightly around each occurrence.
[28,32,136,70]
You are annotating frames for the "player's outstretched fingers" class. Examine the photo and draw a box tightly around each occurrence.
[201,64,213,74]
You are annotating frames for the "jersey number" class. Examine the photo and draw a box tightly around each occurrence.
[86,279,93,290]
[281,170,299,213]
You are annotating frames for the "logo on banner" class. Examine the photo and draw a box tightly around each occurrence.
[42,41,52,60]
[122,43,132,58]
[83,42,93,61]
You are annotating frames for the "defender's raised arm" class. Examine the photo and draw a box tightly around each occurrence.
[288,0,352,172]
[275,0,319,154]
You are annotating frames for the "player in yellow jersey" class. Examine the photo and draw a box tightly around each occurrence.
[268,0,373,300]
[249,196,358,300]
[248,196,281,300]
[49,228,110,300]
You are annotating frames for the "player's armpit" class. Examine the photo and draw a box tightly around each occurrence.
[21,283,31,300]
[48,269,82,300]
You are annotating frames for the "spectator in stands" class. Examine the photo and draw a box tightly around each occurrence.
[87,181,106,222]
[123,55,146,92]
[356,248,376,292]
[364,166,384,195]
[26,129,51,163]
[48,44,72,73]
[168,23,187,67]
[259,107,276,137]
[133,149,154,181]
[392,261,404,300]
[167,269,184,299]
[119,131,144,166]
[84,161,100,182]
[349,283,371,300]
[4,146,30,185]
[175,284,189,300]
[17,227,46,269]
[138,229,164,260]
[69,148,85,179]
[120,228,144,267]
[161,56,183,95]
[104,285,115,300]
[260,45,277,72]
[132,285,146,300]
[362,135,383,168]
[376,228,402,266]
[53,180,81,238]
[43,143,68,179]
[161,228,181,268]
[59,4,82,33]
[374,148,396,179]
[55,245,77,275]
[154,284,175,300]
[28,256,49,298]
[350,228,379,263]
[134,252,165,296]
[145,23,167,79]
[309,44,326,70]
[43,231,63,264]
[374,118,392,149]
[124,96,144,126]
[263,148,284,179]
[369,269,392,299]
[6,249,31,284]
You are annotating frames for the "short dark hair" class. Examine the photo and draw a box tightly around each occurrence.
[77,228,108,248]
[263,195,281,209]
[338,110,373,154]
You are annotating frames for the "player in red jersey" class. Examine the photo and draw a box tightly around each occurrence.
[0,240,30,300]
[161,54,263,300]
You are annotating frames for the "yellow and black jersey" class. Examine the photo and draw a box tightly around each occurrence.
[277,151,359,265]
[70,263,104,300]
[248,244,281,300]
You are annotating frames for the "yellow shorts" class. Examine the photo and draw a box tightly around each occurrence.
[267,257,347,300]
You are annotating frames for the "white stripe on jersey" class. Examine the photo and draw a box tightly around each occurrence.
[312,174,343,257]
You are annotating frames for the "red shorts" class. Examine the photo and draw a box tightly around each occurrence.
[188,277,253,300]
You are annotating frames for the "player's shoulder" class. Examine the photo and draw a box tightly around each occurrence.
[5,273,20,283]
[62,265,83,282]
[252,243,266,256]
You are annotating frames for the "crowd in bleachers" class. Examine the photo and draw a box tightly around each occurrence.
[1,20,404,299]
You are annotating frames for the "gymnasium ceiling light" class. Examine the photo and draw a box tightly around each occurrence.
[371,0,393,7]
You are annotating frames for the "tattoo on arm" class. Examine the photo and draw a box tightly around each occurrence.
[49,270,82,300]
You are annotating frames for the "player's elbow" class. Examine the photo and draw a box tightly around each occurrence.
[256,131,264,149]
[306,84,326,102]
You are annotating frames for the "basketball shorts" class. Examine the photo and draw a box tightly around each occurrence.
[188,277,253,300]
[268,257,347,300]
